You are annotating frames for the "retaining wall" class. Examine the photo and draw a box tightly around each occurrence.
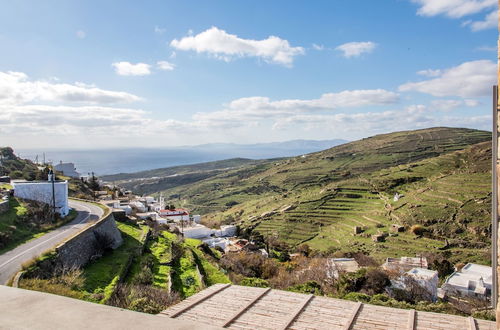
[54,210,123,269]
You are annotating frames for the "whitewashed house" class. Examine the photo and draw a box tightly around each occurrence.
[12,177,69,216]
[53,161,80,178]
[159,208,190,221]
[181,224,214,238]
[441,263,492,300]
[202,237,230,250]
[390,267,439,302]
[215,225,237,237]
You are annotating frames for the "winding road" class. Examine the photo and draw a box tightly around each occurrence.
[0,200,103,284]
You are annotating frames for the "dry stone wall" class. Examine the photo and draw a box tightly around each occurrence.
[54,212,123,269]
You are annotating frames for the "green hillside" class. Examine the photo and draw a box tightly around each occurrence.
[101,157,270,195]
[120,127,492,264]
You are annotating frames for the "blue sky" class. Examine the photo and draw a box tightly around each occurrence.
[0,0,497,149]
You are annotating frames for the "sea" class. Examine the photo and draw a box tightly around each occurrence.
[17,139,347,176]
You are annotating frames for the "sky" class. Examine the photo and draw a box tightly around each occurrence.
[0,0,498,149]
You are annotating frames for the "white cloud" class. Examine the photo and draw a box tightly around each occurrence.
[0,71,141,105]
[431,99,481,111]
[112,62,152,76]
[475,45,496,51]
[76,30,86,39]
[399,60,496,97]
[464,10,497,31]
[154,26,166,34]
[170,26,305,66]
[312,43,324,51]
[335,41,376,58]
[417,69,442,77]
[411,0,496,18]
[192,89,399,128]
[157,61,175,71]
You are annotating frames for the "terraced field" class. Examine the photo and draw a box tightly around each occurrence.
[115,127,492,264]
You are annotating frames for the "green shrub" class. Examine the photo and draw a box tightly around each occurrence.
[287,281,322,295]
[240,277,269,288]
[343,292,371,303]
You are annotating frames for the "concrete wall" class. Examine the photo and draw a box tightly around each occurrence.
[54,212,123,269]
[12,181,69,216]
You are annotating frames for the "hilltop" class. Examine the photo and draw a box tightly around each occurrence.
[105,127,492,264]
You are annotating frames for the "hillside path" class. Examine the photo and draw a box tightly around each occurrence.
[0,200,103,284]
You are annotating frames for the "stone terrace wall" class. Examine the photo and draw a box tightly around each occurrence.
[55,212,123,269]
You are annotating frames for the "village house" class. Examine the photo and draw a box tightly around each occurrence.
[326,258,360,279]
[53,161,80,178]
[391,268,439,302]
[159,208,190,221]
[441,263,492,300]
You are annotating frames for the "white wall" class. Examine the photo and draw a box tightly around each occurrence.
[13,181,69,216]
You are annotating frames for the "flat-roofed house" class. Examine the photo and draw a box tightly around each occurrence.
[382,256,428,272]
[54,161,80,178]
[12,179,69,216]
[442,263,492,300]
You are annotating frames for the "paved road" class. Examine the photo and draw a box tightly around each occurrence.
[0,200,103,284]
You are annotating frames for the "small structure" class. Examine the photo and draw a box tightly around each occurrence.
[391,268,439,302]
[11,175,69,216]
[353,226,362,234]
[215,225,237,237]
[159,208,190,221]
[202,237,230,250]
[181,224,214,239]
[390,224,405,233]
[326,258,360,279]
[393,193,401,202]
[371,234,385,242]
[54,161,80,178]
[382,256,428,272]
[441,263,492,300]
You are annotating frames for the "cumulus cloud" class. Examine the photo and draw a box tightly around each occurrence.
[417,69,442,77]
[170,26,305,66]
[431,99,481,111]
[463,10,497,31]
[192,89,399,128]
[335,41,376,58]
[399,60,496,97]
[157,61,175,71]
[112,62,152,76]
[0,71,141,105]
[411,0,496,18]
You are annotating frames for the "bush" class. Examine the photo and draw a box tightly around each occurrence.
[362,269,390,295]
[410,225,426,236]
[240,277,269,288]
[343,292,372,303]
[287,281,322,295]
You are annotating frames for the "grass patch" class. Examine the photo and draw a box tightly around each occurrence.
[0,199,78,254]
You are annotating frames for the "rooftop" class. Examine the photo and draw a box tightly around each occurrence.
[161,284,495,329]
[408,268,438,279]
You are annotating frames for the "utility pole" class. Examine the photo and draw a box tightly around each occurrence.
[49,169,56,223]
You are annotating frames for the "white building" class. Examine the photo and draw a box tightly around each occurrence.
[441,263,492,300]
[12,179,69,216]
[215,225,237,237]
[159,208,190,221]
[129,201,147,213]
[390,268,439,302]
[53,162,80,178]
[203,237,230,250]
[181,224,214,238]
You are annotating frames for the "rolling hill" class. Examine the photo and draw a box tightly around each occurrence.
[105,127,492,264]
